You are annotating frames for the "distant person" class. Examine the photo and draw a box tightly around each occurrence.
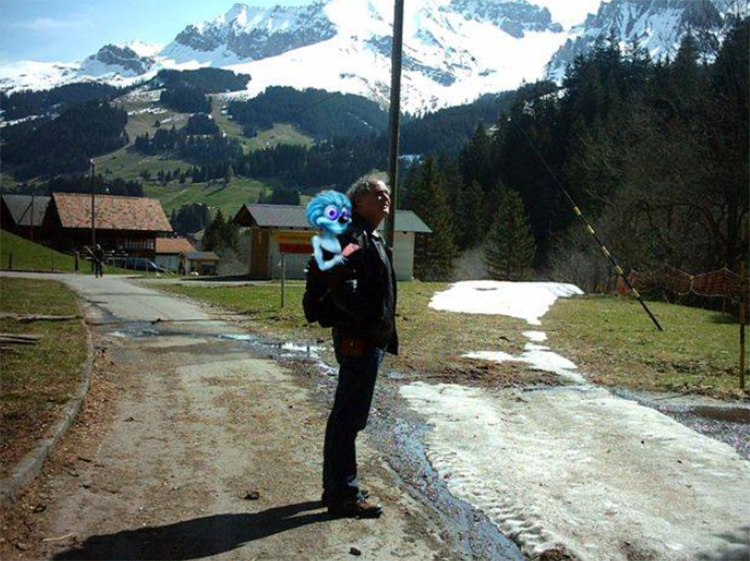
[322,177,397,519]
[94,244,105,278]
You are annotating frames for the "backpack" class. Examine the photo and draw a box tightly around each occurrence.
[303,256,337,328]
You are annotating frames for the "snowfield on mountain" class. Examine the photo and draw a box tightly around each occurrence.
[0,0,743,114]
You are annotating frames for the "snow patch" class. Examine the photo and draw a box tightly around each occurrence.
[523,330,547,342]
[464,342,585,384]
[429,281,583,325]
[401,382,750,560]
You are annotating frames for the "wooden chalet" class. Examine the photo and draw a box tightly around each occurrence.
[42,193,172,258]
[233,203,431,281]
[1,194,51,241]
[155,237,196,273]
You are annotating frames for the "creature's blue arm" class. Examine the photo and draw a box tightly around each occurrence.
[312,235,345,271]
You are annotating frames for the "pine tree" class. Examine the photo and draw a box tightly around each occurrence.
[459,123,493,190]
[455,179,484,249]
[203,209,226,252]
[484,188,536,280]
[407,156,458,280]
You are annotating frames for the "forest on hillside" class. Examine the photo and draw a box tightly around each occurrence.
[400,18,749,286]
[0,18,747,288]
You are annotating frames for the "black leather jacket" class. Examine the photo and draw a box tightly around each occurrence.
[329,212,399,355]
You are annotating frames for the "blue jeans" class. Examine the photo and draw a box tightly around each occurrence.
[323,334,385,502]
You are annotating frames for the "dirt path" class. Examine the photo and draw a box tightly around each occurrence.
[0,274,451,560]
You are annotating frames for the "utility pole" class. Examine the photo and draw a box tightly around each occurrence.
[740,223,748,391]
[385,0,405,249]
[90,159,96,272]
[30,194,35,243]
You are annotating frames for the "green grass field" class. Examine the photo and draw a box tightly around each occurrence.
[0,229,131,274]
[1,230,79,272]
[0,278,88,476]
[144,177,267,218]
[6,87,314,221]
[152,281,744,399]
[243,123,315,151]
[546,296,743,398]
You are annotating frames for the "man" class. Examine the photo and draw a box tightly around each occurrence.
[322,177,398,519]
[93,244,105,278]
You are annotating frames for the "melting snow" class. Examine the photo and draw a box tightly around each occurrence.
[400,383,750,561]
[429,281,583,325]
[412,280,750,558]
[465,342,586,384]
[522,330,547,342]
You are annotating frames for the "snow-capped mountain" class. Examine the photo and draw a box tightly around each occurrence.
[79,43,158,77]
[0,0,742,114]
[167,0,575,112]
[545,0,740,80]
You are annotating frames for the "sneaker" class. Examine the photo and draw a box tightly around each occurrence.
[321,488,369,506]
[328,497,383,519]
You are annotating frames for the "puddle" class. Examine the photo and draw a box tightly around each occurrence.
[689,405,750,424]
[613,389,750,460]
[312,378,524,561]
[110,328,159,338]
[106,319,337,376]
[218,333,258,342]
[281,342,324,357]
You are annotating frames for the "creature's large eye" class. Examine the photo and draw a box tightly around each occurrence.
[340,209,350,221]
[324,205,340,221]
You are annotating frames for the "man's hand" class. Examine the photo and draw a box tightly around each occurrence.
[341,243,360,258]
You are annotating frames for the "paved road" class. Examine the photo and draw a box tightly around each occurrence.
[1,273,450,560]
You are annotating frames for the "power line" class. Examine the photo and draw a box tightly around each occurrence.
[508,112,664,332]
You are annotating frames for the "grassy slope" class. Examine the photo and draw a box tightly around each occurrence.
[0,229,78,271]
[144,177,267,218]
[94,91,192,182]
[0,229,131,274]
[92,92,315,216]
[209,96,315,151]
[153,282,743,399]
[0,278,88,476]
[243,123,315,151]
[546,296,742,398]
[4,89,314,218]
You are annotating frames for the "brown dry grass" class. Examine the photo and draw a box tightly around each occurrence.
[0,278,88,477]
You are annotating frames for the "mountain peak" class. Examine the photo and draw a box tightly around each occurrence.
[0,0,739,115]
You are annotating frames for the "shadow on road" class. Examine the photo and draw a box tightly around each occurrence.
[53,501,331,560]
[697,526,750,561]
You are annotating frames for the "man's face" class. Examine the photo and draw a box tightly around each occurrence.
[356,181,391,227]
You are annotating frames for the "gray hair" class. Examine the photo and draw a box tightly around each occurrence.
[346,175,390,204]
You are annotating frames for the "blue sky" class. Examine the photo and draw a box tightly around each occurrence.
[0,0,308,63]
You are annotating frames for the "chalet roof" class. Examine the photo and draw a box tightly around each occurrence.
[183,251,219,261]
[52,193,172,233]
[155,237,196,255]
[234,204,432,234]
[2,195,51,227]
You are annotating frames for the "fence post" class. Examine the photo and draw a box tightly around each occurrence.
[280,253,286,309]
[740,259,746,391]
[740,228,747,390]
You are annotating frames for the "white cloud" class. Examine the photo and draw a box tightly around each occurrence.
[12,17,94,31]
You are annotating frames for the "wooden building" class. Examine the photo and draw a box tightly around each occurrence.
[181,251,219,275]
[42,193,172,257]
[0,195,51,241]
[232,203,431,281]
[155,237,196,273]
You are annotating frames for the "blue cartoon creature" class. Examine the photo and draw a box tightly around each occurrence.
[306,190,358,271]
